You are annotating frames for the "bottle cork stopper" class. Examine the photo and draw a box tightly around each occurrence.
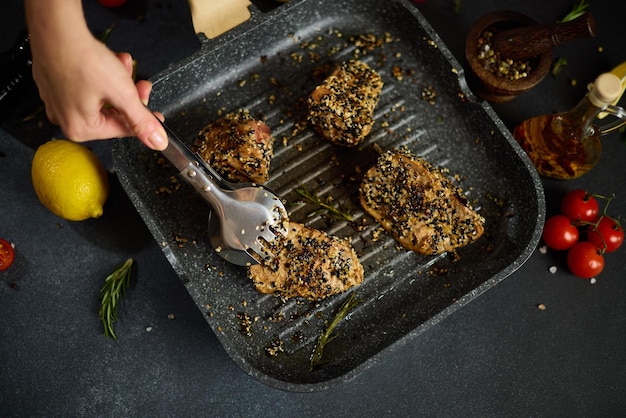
[589,73,622,106]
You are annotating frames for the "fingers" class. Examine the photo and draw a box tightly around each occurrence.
[153,111,165,122]
[136,80,152,106]
[116,52,134,76]
[35,45,167,149]
[125,80,168,150]
[112,54,167,149]
[117,99,168,150]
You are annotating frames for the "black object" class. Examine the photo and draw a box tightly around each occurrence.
[0,32,33,115]
[112,0,545,391]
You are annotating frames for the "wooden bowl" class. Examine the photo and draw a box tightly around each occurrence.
[465,10,552,103]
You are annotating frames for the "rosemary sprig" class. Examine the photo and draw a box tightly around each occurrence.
[310,293,360,370]
[98,23,116,44]
[99,258,134,340]
[453,0,462,15]
[295,185,353,222]
[558,0,589,23]
[551,57,568,77]
[551,1,589,78]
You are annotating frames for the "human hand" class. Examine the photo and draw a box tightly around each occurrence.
[25,0,167,150]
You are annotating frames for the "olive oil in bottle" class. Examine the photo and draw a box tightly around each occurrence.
[513,73,626,180]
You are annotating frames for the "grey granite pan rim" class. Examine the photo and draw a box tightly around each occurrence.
[113,0,546,392]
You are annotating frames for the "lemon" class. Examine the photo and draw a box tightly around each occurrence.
[32,139,109,221]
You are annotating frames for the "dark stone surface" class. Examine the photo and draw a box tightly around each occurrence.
[2,0,625,415]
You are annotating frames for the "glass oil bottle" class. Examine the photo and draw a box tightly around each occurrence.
[513,73,626,180]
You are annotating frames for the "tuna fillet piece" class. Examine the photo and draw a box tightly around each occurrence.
[307,60,383,147]
[359,150,485,255]
[192,109,274,184]
[248,222,363,300]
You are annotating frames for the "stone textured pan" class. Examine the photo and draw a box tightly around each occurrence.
[112,0,545,391]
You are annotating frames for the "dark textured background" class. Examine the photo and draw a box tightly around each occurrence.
[1,0,625,416]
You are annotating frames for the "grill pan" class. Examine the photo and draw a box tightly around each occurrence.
[112,0,545,391]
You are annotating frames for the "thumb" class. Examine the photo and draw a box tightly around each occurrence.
[122,102,168,151]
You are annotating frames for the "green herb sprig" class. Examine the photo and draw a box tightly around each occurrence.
[551,57,568,77]
[99,258,134,340]
[295,185,353,222]
[453,0,462,15]
[551,1,590,78]
[310,293,360,370]
[98,23,116,43]
[558,0,589,23]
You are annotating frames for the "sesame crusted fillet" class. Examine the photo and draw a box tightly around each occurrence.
[247,222,364,300]
[359,150,485,255]
[307,60,383,147]
[192,109,274,184]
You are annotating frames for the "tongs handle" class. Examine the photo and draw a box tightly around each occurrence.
[159,122,233,211]
[160,125,196,172]
[160,123,229,187]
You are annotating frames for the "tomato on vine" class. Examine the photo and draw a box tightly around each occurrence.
[560,189,599,222]
[543,189,622,279]
[587,216,624,253]
[567,241,604,279]
[542,215,579,250]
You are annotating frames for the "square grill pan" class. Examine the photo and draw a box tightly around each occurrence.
[112,0,545,391]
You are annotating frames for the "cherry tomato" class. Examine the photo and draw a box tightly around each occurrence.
[587,216,624,253]
[542,215,579,250]
[567,241,604,279]
[560,189,599,222]
[0,238,15,271]
[97,0,127,7]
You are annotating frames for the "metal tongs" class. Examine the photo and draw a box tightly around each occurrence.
[160,122,288,266]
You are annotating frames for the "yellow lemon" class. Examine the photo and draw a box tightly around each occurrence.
[32,139,109,221]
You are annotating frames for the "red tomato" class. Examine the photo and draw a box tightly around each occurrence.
[560,189,599,222]
[97,0,127,7]
[542,215,579,250]
[0,238,15,271]
[587,216,624,253]
[567,241,604,278]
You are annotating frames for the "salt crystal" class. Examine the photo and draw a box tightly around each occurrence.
[549,266,557,274]
[539,246,547,254]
